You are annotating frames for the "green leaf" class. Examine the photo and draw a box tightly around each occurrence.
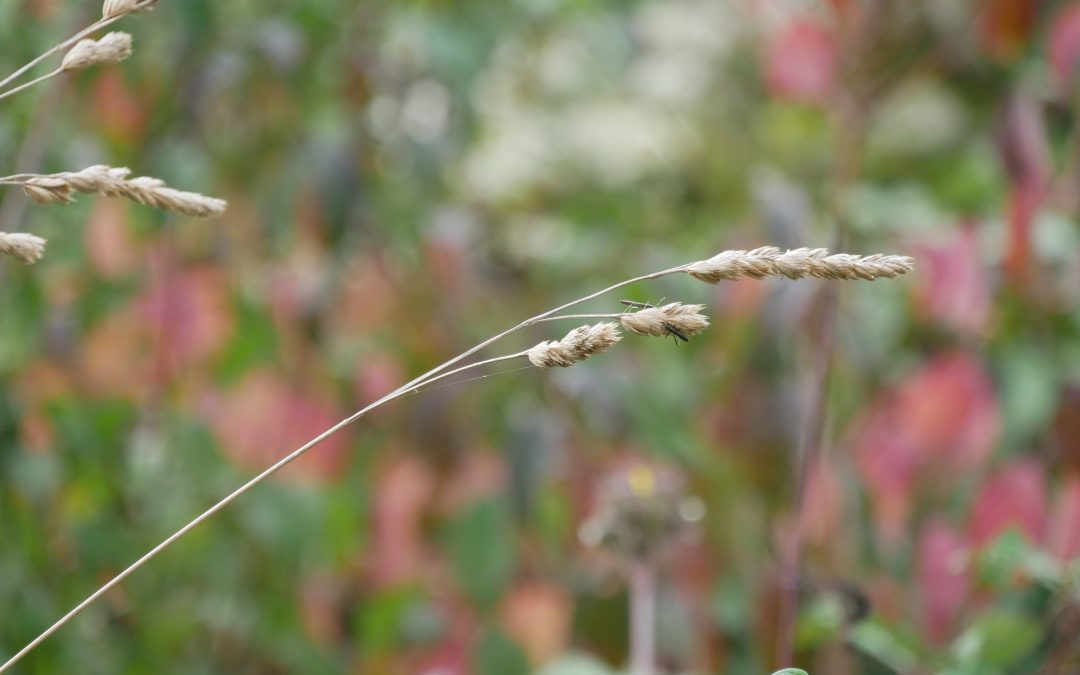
[794,595,845,651]
[474,629,530,675]
[539,653,617,675]
[975,528,1065,592]
[999,346,1059,449]
[771,669,809,675]
[951,610,1042,669]
[976,529,1030,590]
[445,498,517,608]
[849,620,919,674]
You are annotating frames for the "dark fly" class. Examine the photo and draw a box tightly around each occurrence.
[619,299,690,345]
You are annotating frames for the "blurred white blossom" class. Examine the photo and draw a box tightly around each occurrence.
[563,100,689,184]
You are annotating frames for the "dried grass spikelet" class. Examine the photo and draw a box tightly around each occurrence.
[0,232,47,264]
[20,166,227,217]
[619,302,710,339]
[103,0,158,19]
[527,322,622,368]
[685,246,914,283]
[61,32,133,71]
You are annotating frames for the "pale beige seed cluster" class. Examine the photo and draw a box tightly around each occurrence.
[527,322,622,368]
[685,246,914,283]
[102,0,158,19]
[61,32,132,71]
[17,166,227,218]
[0,232,47,264]
[619,302,710,339]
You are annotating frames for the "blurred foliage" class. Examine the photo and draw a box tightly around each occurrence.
[2,0,1080,673]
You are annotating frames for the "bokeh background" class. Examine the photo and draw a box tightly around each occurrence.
[2,0,1080,673]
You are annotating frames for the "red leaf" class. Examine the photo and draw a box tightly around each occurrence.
[917,519,969,643]
[893,352,1000,467]
[978,0,1039,61]
[913,225,992,336]
[1053,385,1080,473]
[850,353,1000,542]
[1049,6,1080,91]
[970,460,1049,547]
[763,20,837,104]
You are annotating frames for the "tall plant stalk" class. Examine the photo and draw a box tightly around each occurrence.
[630,562,658,675]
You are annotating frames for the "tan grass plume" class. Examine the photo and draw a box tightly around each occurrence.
[0,232,47,264]
[527,322,622,368]
[685,246,913,283]
[619,302,710,340]
[102,0,158,19]
[5,166,227,217]
[61,32,132,71]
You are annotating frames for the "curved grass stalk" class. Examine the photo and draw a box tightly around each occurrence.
[0,264,687,673]
[0,248,911,671]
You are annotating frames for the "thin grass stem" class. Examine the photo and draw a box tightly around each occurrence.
[0,19,118,94]
[0,69,62,103]
[0,265,690,673]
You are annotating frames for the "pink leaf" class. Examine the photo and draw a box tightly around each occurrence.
[1049,478,1080,561]
[85,199,138,279]
[370,454,436,587]
[763,20,837,104]
[208,369,348,483]
[850,353,1000,542]
[1049,5,1080,90]
[917,519,969,643]
[913,225,992,336]
[893,352,1000,467]
[138,267,235,380]
[970,460,1049,547]
[499,582,573,665]
[850,401,921,543]
[802,459,843,546]
[354,354,405,405]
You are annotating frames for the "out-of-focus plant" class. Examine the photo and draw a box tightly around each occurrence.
[579,461,705,675]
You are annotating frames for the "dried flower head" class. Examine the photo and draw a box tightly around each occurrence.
[619,302,710,340]
[61,32,133,71]
[18,166,227,217]
[102,0,157,19]
[527,322,622,368]
[685,246,914,283]
[579,463,704,561]
[0,232,47,264]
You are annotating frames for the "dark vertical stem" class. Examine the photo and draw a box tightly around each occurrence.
[774,66,866,672]
[774,273,841,669]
